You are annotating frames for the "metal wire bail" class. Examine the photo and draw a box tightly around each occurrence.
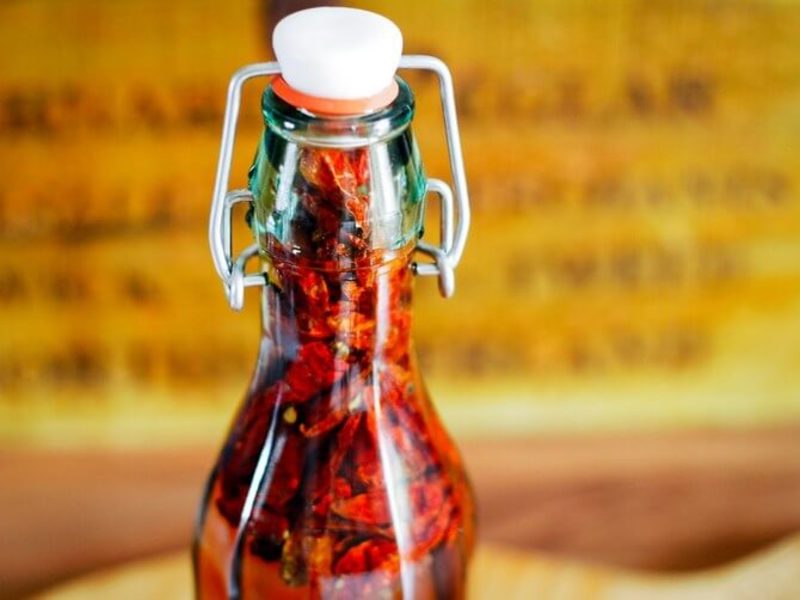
[399,56,471,298]
[208,56,470,310]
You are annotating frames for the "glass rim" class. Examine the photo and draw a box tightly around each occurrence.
[261,76,416,149]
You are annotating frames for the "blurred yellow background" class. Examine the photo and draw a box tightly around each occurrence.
[3,0,800,446]
[2,0,800,597]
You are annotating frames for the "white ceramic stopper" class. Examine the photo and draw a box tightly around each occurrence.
[272,7,403,100]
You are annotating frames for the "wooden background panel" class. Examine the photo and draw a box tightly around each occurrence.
[3,429,800,599]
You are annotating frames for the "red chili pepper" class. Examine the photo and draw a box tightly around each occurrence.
[332,489,391,526]
[273,341,348,404]
[333,538,399,575]
[299,377,365,438]
[201,144,473,598]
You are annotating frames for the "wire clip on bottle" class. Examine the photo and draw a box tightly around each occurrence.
[209,57,470,310]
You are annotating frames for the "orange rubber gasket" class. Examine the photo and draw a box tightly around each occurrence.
[272,76,399,116]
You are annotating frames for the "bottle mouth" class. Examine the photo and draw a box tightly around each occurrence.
[271,76,400,116]
[262,76,415,149]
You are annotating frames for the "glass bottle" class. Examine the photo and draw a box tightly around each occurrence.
[194,9,473,599]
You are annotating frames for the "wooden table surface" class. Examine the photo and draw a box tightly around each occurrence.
[36,536,800,600]
[4,427,800,598]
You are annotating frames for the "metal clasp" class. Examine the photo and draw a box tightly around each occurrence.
[209,56,470,310]
[400,56,471,299]
[414,179,455,297]
[209,63,280,311]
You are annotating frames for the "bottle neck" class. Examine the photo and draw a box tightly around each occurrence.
[249,78,426,269]
[256,245,415,372]
[245,79,425,382]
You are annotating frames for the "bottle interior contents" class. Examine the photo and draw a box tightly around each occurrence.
[195,142,474,599]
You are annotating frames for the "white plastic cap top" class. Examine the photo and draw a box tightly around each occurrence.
[272,7,403,100]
